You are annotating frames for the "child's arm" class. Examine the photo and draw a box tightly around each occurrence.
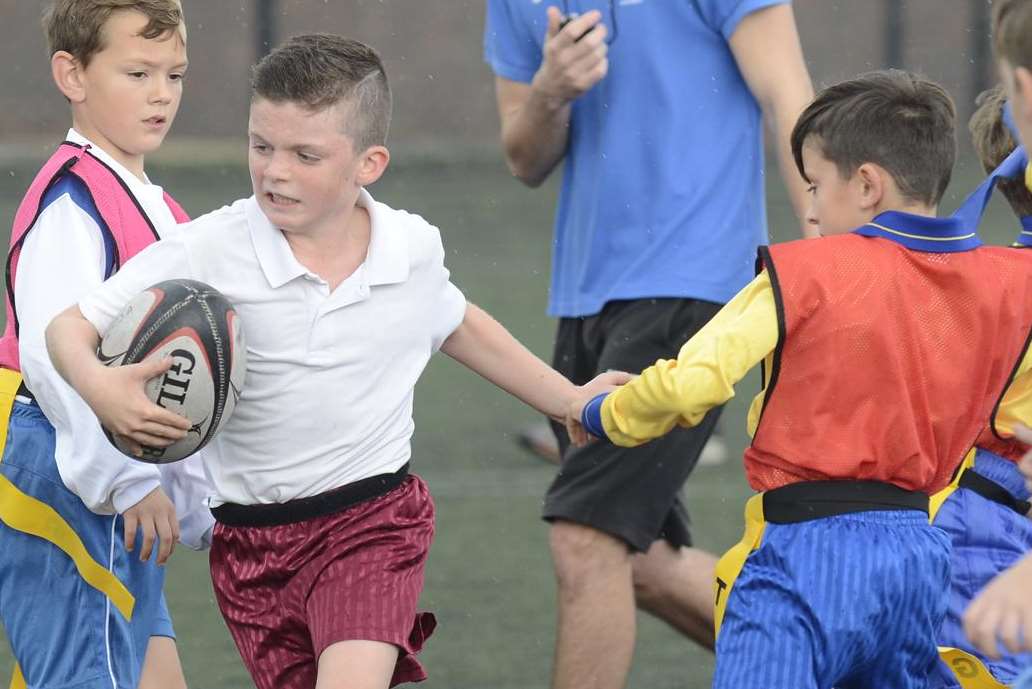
[158,455,214,550]
[440,303,630,422]
[567,272,779,447]
[47,305,191,451]
[963,552,1032,657]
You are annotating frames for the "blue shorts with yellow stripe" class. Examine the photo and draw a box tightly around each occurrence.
[714,507,950,689]
[930,449,1032,689]
[0,400,175,689]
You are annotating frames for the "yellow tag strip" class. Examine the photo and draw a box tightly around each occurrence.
[0,475,135,620]
[930,447,978,522]
[714,493,766,638]
[6,662,24,689]
[938,647,1010,689]
[0,369,135,621]
[0,368,22,462]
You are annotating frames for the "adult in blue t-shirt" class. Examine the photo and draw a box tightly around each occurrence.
[485,1,813,687]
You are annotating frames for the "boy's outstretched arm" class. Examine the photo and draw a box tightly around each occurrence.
[46,304,191,453]
[440,303,631,424]
[964,552,1032,657]
[567,272,779,447]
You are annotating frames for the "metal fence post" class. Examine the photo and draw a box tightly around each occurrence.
[255,0,277,60]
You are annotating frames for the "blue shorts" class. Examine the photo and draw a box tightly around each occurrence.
[1016,665,1032,689]
[0,402,175,689]
[930,449,1032,688]
[713,509,951,689]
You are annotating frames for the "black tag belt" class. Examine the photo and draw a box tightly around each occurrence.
[763,480,928,524]
[211,462,409,527]
[959,470,1031,516]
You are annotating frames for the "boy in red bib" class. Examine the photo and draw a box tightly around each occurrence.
[570,70,1032,689]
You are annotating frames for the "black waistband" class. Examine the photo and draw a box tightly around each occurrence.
[959,470,1031,516]
[762,480,928,524]
[211,463,409,528]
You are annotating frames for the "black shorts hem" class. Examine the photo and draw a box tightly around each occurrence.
[542,495,693,553]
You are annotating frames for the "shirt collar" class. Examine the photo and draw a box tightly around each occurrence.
[246,188,410,289]
[361,188,409,286]
[853,210,982,253]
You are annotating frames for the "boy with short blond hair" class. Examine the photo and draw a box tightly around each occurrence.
[969,85,1032,222]
[568,69,1032,689]
[0,2,211,689]
[46,33,625,689]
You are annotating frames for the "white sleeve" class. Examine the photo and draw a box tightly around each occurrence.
[17,195,162,515]
[428,229,467,351]
[158,452,214,550]
[77,234,193,335]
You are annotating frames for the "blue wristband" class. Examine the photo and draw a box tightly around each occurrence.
[581,393,610,441]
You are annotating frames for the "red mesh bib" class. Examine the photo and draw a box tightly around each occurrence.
[745,235,1032,493]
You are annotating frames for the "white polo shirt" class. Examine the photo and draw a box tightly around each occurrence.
[80,190,467,506]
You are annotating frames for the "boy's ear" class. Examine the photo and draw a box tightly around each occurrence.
[356,145,390,187]
[855,162,885,211]
[1014,67,1032,121]
[51,51,87,103]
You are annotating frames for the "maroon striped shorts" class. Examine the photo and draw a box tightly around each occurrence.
[209,474,436,689]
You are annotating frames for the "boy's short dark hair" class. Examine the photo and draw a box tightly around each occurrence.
[969,84,1032,217]
[251,34,392,152]
[791,69,956,207]
[994,0,1032,69]
[43,0,185,67]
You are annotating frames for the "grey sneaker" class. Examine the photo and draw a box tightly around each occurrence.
[517,422,561,464]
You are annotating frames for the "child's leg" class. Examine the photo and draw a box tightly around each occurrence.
[0,402,169,689]
[210,475,436,689]
[138,589,187,689]
[138,636,187,689]
[315,640,398,689]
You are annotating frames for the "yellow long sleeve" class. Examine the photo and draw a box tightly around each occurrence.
[600,271,779,447]
[994,340,1032,436]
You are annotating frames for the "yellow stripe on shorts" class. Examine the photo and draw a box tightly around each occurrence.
[714,493,766,638]
[938,647,1010,689]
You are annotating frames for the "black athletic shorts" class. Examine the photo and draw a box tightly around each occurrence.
[543,297,724,552]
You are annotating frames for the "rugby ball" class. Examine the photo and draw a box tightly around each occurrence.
[97,279,246,463]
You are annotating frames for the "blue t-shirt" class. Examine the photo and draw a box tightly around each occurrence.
[484,0,788,317]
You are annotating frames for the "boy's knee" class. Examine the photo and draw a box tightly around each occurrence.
[549,519,630,587]
[631,544,716,606]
